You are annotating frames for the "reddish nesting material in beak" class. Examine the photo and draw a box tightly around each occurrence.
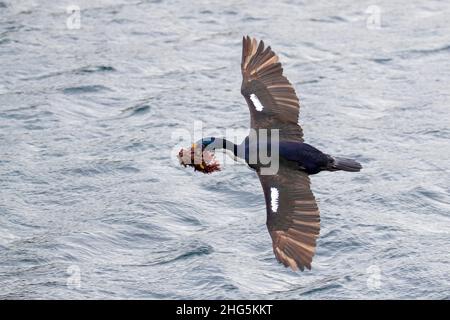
[178,144,221,174]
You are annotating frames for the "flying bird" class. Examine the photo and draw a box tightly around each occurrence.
[178,36,362,271]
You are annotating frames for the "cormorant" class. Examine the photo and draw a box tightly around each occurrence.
[178,36,362,271]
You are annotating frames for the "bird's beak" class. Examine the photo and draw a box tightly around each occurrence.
[192,143,206,151]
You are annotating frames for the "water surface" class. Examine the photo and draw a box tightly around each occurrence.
[1,0,449,299]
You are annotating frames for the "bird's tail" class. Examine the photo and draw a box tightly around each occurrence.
[328,156,362,172]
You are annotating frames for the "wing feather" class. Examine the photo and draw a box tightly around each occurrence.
[258,165,320,271]
[241,36,303,142]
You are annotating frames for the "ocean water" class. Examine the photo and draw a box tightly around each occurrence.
[1,0,449,299]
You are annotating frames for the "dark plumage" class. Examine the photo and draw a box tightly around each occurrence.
[180,36,362,271]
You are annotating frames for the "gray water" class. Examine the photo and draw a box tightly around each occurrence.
[1,0,449,299]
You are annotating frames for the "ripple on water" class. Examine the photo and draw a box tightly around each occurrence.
[62,85,112,95]
[64,161,141,177]
[398,44,450,59]
[153,242,214,266]
[121,104,151,116]
[75,65,116,74]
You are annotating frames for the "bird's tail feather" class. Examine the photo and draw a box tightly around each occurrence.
[329,157,362,172]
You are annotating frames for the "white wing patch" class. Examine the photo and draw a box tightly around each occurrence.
[270,187,279,213]
[250,93,264,112]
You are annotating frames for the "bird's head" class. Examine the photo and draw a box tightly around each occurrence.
[178,137,221,174]
[198,137,216,150]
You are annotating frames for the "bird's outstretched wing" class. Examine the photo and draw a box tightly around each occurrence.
[241,36,303,142]
[258,164,320,271]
